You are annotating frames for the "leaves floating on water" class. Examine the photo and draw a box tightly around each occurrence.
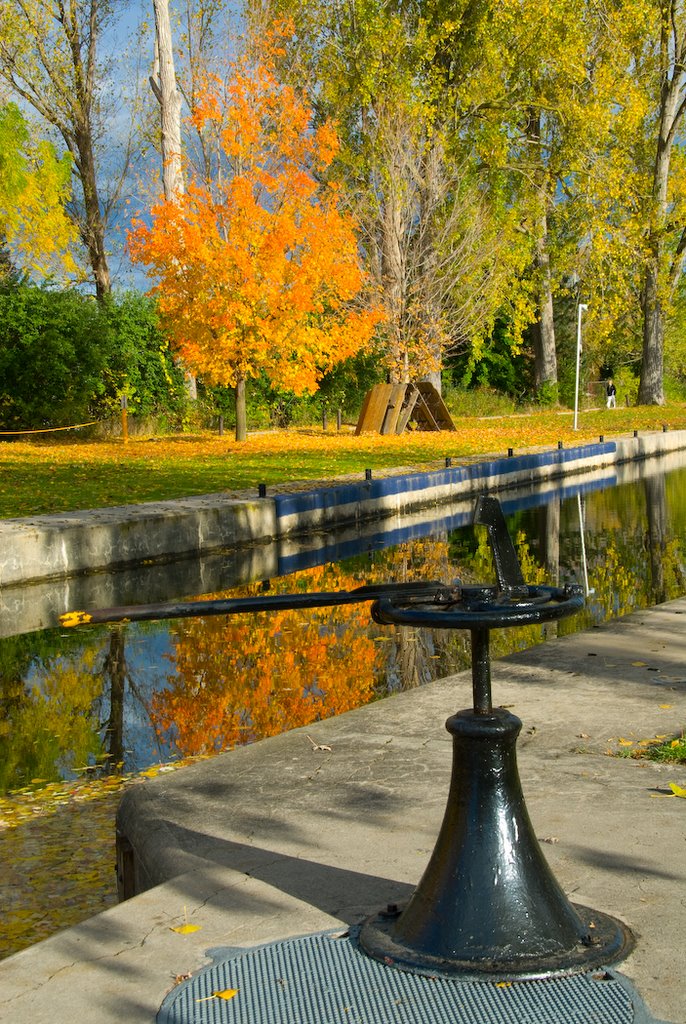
[0,756,211,959]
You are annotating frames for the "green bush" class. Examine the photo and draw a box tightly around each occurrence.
[0,282,189,432]
[199,349,385,431]
[101,292,188,422]
[0,281,109,429]
[443,385,519,418]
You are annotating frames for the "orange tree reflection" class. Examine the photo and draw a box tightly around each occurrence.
[150,543,461,758]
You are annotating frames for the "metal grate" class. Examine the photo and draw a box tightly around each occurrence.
[158,930,661,1024]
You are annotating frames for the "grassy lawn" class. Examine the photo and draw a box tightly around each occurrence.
[1,404,685,518]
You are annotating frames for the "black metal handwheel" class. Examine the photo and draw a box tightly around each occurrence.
[372,582,584,631]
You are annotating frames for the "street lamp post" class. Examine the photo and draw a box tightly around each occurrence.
[574,303,588,431]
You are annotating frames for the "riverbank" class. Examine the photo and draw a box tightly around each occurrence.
[3,407,684,520]
[2,429,686,639]
[1,428,683,591]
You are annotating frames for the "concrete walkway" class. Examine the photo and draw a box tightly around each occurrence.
[0,597,684,1023]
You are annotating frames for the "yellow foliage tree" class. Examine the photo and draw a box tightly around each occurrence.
[0,103,78,280]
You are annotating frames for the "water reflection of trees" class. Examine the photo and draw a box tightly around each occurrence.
[0,641,103,793]
[2,480,686,787]
[151,534,568,759]
[0,625,153,794]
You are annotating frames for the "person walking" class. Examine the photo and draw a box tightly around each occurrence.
[606,378,617,409]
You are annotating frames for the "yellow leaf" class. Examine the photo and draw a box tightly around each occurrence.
[659,704,673,710]
[631,661,647,667]
[59,610,92,627]
[196,989,238,1003]
[171,923,201,934]
[214,989,238,1001]
[668,782,686,798]
[618,738,633,746]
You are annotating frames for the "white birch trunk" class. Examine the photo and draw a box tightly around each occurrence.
[150,0,197,399]
[150,0,184,202]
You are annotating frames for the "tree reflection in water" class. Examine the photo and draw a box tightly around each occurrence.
[2,470,686,786]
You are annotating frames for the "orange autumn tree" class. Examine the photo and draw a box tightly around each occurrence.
[129,31,382,440]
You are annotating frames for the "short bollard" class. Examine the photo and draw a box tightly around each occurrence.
[360,495,633,979]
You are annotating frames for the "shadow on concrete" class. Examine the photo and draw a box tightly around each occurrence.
[152,824,415,920]
[566,845,685,881]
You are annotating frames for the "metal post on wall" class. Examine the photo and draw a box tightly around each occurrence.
[120,394,129,443]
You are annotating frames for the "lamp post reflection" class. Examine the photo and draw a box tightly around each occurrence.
[577,494,593,597]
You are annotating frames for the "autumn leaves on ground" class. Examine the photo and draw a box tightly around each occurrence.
[2,405,685,518]
[0,409,684,962]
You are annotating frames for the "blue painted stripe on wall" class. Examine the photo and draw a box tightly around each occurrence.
[273,442,617,520]
[275,468,617,577]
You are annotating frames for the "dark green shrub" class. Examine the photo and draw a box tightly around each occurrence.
[101,292,187,422]
[0,281,109,429]
[0,282,189,432]
[199,348,385,431]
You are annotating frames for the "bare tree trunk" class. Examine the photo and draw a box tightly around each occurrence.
[57,0,112,299]
[150,0,184,202]
[532,214,558,398]
[75,123,111,300]
[639,257,665,404]
[382,179,407,383]
[150,0,197,400]
[418,138,443,394]
[527,109,557,399]
[638,3,686,405]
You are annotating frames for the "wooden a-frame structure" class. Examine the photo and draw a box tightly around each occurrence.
[355,382,456,435]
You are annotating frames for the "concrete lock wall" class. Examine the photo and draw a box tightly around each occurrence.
[1,432,684,588]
